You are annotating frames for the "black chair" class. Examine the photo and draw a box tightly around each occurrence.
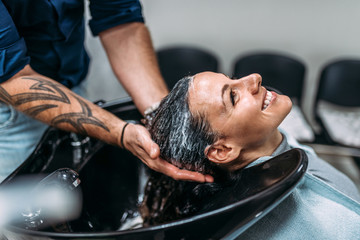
[1,98,308,240]
[232,52,314,143]
[157,46,219,89]
[314,59,360,155]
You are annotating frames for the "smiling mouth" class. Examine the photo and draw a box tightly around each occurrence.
[262,90,273,110]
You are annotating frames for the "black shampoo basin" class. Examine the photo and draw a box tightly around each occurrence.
[2,98,308,240]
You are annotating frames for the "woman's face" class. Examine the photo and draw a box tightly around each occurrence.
[188,72,292,163]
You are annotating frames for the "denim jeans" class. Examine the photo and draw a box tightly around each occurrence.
[0,103,48,182]
[0,81,88,182]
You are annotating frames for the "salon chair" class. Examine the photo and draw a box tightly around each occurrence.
[232,51,315,143]
[1,98,308,240]
[157,46,219,89]
[313,59,360,160]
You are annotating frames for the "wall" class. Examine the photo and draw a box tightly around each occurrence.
[84,0,360,127]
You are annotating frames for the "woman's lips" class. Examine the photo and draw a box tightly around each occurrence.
[262,91,277,110]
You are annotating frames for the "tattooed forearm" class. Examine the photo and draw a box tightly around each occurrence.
[0,77,69,107]
[0,76,110,135]
[51,94,110,135]
[13,77,70,106]
[0,85,12,104]
[23,104,58,117]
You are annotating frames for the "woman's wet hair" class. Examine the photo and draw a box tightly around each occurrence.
[146,75,220,174]
[141,75,241,226]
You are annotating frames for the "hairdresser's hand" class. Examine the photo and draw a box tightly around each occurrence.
[122,124,214,183]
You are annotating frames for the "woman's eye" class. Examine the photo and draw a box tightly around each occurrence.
[230,89,236,106]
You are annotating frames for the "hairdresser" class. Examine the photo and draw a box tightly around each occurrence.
[0,0,212,183]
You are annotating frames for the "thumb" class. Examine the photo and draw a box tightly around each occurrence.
[149,142,160,159]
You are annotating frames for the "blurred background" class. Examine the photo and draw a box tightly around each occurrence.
[83,0,360,189]
[84,0,360,126]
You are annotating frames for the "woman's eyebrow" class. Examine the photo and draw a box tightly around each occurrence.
[221,84,229,108]
[221,73,231,79]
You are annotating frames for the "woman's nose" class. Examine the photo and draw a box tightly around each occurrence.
[237,73,262,94]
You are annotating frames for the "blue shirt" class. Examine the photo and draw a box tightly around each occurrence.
[0,0,144,88]
[230,130,360,239]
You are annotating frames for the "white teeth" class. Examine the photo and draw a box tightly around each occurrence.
[262,91,273,110]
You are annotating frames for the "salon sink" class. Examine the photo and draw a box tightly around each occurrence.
[1,98,308,240]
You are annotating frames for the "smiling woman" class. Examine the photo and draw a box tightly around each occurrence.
[187,72,292,170]
[140,71,360,238]
[145,72,292,174]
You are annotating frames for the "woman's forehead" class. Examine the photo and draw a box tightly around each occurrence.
[191,72,218,92]
[188,72,226,116]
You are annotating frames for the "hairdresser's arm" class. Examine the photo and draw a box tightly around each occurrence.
[99,22,213,182]
[1,67,212,183]
[99,22,167,114]
[0,65,129,148]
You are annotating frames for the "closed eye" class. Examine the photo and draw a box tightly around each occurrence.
[230,89,236,106]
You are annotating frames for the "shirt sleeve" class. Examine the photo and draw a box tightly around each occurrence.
[0,1,30,83]
[88,0,145,36]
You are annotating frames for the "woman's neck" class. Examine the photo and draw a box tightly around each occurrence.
[228,129,284,171]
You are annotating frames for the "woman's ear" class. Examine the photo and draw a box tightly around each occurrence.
[205,140,241,164]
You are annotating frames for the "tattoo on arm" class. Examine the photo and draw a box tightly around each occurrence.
[0,77,110,135]
[51,94,110,135]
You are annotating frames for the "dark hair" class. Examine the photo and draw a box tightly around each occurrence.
[146,76,220,174]
[141,76,238,226]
